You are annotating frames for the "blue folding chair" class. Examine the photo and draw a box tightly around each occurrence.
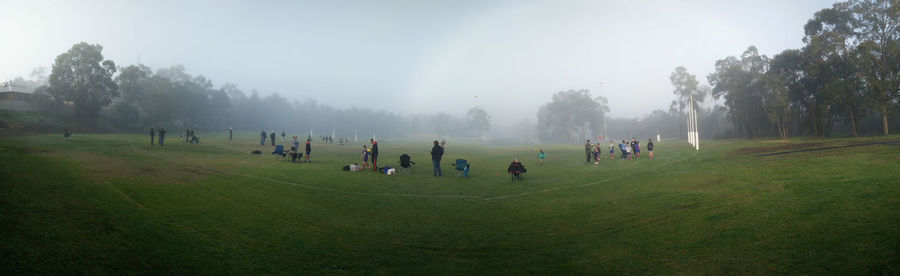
[272,145,286,158]
[455,159,470,178]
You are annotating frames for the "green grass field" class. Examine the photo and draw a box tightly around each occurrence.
[1,132,899,274]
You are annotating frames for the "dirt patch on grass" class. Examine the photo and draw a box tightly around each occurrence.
[729,142,825,156]
[35,151,215,184]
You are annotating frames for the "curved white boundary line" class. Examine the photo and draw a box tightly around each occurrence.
[128,139,698,201]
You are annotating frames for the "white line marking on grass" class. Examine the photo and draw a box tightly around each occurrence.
[129,139,698,201]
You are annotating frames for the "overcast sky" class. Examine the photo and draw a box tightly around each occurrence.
[1,0,839,124]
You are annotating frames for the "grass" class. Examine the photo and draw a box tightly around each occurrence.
[1,132,899,274]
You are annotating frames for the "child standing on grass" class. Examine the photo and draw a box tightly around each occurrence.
[625,142,632,160]
[634,141,641,159]
[648,139,654,159]
[361,145,371,169]
[305,138,312,163]
[609,141,615,159]
[538,149,547,165]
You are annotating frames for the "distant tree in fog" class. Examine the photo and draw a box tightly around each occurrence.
[47,42,118,126]
[466,107,490,137]
[536,89,609,143]
[669,66,706,139]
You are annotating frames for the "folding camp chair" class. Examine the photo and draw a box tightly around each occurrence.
[455,159,470,178]
[508,162,526,181]
[398,154,415,175]
[289,146,303,163]
[272,145,287,158]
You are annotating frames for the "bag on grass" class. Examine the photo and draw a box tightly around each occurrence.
[251,150,262,154]
[343,165,351,171]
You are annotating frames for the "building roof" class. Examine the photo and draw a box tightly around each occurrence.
[0,80,34,94]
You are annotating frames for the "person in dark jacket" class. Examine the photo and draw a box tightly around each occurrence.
[149,125,155,145]
[158,126,166,146]
[228,127,233,142]
[585,139,592,162]
[648,139,655,159]
[508,158,526,180]
[370,139,379,171]
[270,131,276,146]
[260,130,267,145]
[430,140,444,177]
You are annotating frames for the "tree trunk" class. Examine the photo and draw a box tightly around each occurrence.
[810,107,819,137]
[849,108,858,137]
[881,105,890,136]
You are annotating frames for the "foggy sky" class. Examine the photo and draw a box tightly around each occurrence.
[1,0,839,125]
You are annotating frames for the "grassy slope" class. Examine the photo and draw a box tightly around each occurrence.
[1,133,898,274]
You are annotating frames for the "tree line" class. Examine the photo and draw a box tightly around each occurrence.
[536,1,898,142]
[28,42,492,138]
[703,0,898,138]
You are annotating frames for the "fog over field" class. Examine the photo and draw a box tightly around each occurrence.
[1,1,840,126]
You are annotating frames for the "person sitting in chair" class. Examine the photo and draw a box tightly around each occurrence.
[508,158,526,181]
[399,153,415,175]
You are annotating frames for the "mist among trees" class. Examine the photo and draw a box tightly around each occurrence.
[11,0,898,142]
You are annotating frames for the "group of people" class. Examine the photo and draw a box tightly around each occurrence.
[260,130,286,146]
[585,138,655,165]
[321,135,343,144]
[148,125,206,146]
[149,125,167,146]
[356,139,380,171]
[145,126,659,178]
[290,135,313,163]
[183,128,199,144]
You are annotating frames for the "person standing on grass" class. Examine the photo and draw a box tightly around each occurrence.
[609,141,616,159]
[634,140,641,159]
[228,127,233,142]
[647,139,654,159]
[631,138,639,159]
[625,141,632,160]
[149,124,155,145]
[158,126,166,146]
[538,149,547,166]
[431,140,444,177]
[361,145,371,170]
[281,130,286,144]
[270,130,276,146]
[370,139,379,171]
[305,138,312,163]
[260,130,267,145]
[619,140,627,159]
[585,139,592,163]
